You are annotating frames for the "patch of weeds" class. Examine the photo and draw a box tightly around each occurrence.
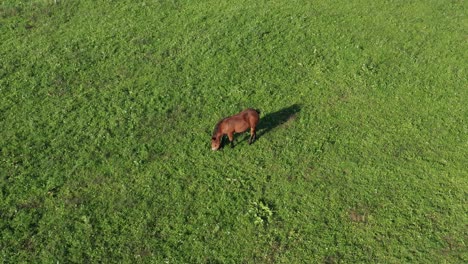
[249,200,274,226]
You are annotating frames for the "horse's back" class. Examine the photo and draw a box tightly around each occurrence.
[242,108,260,126]
[242,108,259,117]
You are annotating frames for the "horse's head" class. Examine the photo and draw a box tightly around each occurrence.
[211,136,221,151]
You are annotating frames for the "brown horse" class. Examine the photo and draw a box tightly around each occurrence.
[211,108,260,150]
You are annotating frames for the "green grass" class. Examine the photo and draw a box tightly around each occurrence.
[1,0,467,262]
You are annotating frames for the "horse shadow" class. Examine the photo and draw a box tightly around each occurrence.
[256,103,302,139]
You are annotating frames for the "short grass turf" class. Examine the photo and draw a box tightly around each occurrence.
[1,0,467,262]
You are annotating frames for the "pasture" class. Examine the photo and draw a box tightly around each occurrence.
[1,0,466,262]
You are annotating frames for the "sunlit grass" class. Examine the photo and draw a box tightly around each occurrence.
[1,0,466,262]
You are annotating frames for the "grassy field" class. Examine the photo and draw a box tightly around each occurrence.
[1,0,467,262]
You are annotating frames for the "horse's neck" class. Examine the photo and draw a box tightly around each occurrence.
[214,131,223,139]
[212,119,225,138]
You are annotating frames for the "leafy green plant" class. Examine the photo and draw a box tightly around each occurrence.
[249,200,274,226]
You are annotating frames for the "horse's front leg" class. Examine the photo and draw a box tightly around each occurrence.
[228,132,235,148]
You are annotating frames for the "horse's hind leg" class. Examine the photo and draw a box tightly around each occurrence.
[249,127,256,145]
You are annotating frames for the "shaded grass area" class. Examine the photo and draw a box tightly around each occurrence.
[257,104,302,139]
[1,0,467,262]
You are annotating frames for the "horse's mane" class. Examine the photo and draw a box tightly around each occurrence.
[212,118,225,138]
